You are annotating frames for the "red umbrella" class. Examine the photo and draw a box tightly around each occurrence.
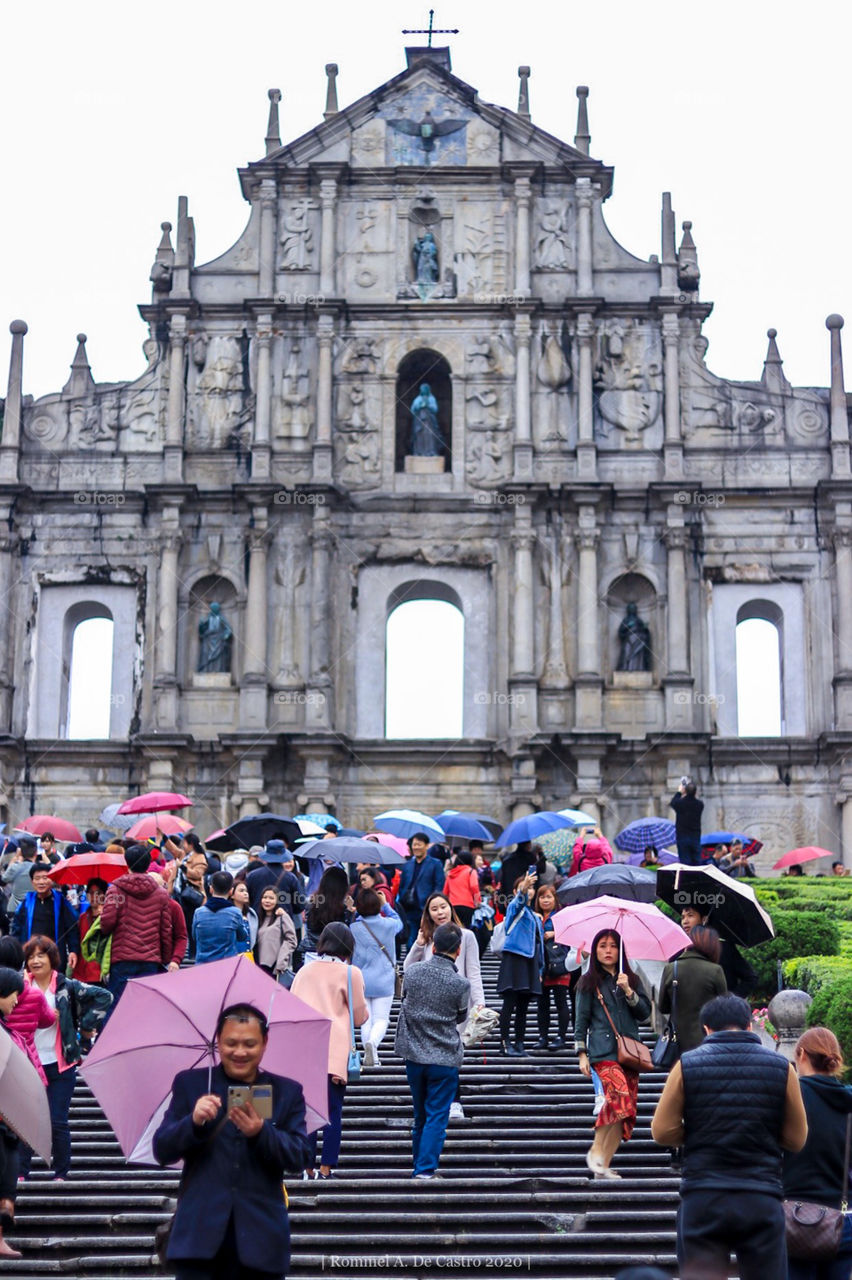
[16,816,82,843]
[49,852,128,886]
[125,814,193,841]
[116,792,193,816]
[772,846,835,871]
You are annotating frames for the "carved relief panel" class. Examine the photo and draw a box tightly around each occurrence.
[339,201,395,299]
[594,319,663,450]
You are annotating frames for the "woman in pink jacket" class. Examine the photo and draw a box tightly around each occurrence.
[569,828,614,878]
[290,922,368,1179]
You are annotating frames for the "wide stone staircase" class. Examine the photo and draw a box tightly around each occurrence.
[6,958,682,1279]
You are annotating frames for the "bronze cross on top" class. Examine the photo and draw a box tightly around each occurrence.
[402,9,459,46]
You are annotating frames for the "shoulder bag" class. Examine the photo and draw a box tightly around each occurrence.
[360,919,404,1000]
[784,1113,851,1260]
[346,964,362,1083]
[651,961,680,1069]
[595,987,654,1073]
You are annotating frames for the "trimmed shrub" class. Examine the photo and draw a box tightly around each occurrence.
[807,977,852,1068]
[747,909,840,1002]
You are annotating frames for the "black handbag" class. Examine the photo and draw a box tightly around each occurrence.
[544,937,571,979]
[652,961,680,1070]
[784,1114,851,1261]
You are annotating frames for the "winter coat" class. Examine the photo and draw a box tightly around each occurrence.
[5,981,56,1083]
[351,911,402,998]
[443,864,481,909]
[395,955,470,1066]
[290,958,368,1080]
[569,836,614,878]
[12,890,80,968]
[397,855,445,913]
[99,872,174,965]
[573,972,652,1063]
[25,971,113,1069]
[81,915,113,980]
[659,949,727,1052]
[167,897,188,965]
[254,911,297,974]
[783,1074,852,1209]
[191,897,251,965]
[502,891,544,963]
[75,909,104,983]
[404,928,485,1009]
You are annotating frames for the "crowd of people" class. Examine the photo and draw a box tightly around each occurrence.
[0,818,848,1278]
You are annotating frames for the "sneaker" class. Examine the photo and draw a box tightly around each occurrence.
[363,1042,378,1067]
[592,1094,605,1117]
[513,1042,528,1057]
[448,1101,465,1121]
[548,1037,566,1051]
[534,1036,549,1049]
[413,1172,442,1179]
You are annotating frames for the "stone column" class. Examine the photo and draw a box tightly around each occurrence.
[514,175,532,297]
[153,510,182,730]
[839,778,852,869]
[240,503,270,730]
[832,526,852,728]
[509,506,538,736]
[513,312,533,478]
[0,515,16,732]
[662,312,684,480]
[313,313,334,482]
[165,313,187,483]
[663,518,694,729]
[258,178,277,297]
[576,178,594,296]
[319,178,338,297]
[573,509,602,728]
[252,315,273,481]
[827,315,851,479]
[0,321,26,483]
[576,312,597,479]
[306,505,332,729]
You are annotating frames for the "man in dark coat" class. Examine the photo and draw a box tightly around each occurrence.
[397,833,445,948]
[12,862,79,969]
[153,1002,309,1280]
[670,781,704,865]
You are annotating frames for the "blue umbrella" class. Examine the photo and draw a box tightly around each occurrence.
[433,812,495,842]
[434,810,502,838]
[557,808,597,827]
[374,810,445,840]
[614,818,677,856]
[701,830,762,851]
[293,813,341,831]
[556,863,659,905]
[336,827,366,838]
[494,811,574,849]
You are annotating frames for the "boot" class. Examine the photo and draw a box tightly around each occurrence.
[513,1041,528,1056]
[502,1041,522,1056]
[534,1036,549,1049]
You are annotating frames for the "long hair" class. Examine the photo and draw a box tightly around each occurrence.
[576,929,640,994]
[419,893,463,945]
[796,1026,845,1077]
[306,866,350,932]
[688,925,721,965]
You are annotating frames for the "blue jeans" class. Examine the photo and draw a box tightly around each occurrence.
[306,1076,346,1170]
[19,1062,76,1179]
[104,960,162,1021]
[788,1211,852,1280]
[405,1062,458,1176]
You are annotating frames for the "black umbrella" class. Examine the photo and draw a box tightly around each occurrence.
[556,863,658,905]
[224,813,301,849]
[655,863,774,947]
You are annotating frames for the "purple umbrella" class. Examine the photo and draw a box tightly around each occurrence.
[81,956,331,1163]
[626,848,680,867]
[614,818,677,857]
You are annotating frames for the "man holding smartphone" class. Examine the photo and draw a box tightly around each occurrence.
[153,1003,310,1279]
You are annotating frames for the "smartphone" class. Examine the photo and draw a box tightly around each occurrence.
[227,1084,273,1120]
[527,864,537,877]
[227,1085,251,1113]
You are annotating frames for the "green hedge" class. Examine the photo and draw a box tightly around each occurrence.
[746,909,840,1003]
[781,955,852,1070]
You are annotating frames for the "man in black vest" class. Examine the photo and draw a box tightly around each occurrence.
[651,994,808,1280]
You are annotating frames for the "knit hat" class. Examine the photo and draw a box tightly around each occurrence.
[224,851,249,875]
[125,843,152,874]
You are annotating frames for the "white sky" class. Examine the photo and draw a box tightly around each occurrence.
[386,600,465,737]
[2,0,850,398]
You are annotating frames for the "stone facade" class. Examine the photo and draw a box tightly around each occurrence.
[1,48,850,866]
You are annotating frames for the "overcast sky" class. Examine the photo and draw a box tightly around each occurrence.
[2,0,850,399]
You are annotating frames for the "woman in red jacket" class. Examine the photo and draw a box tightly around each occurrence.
[442,850,481,928]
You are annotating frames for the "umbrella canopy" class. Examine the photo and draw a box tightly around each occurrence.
[494,811,575,849]
[614,818,677,856]
[655,863,775,947]
[300,835,407,866]
[432,812,494,842]
[773,846,835,871]
[294,818,327,837]
[434,811,502,838]
[363,832,410,859]
[49,852,128,886]
[556,808,598,827]
[701,831,764,856]
[625,848,680,867]
[0,1023,53,1161]
[16,815,82,843]
[552,895,691,961]
[373,810,445,840]
[81,956,331,1163]
[293,813,341,831]
[125,814,193,842]
[536,826,579,867]
[224,813,301,849]
[336,827,366,838]
[117,792,193,816]
[204,829,238,853]
[98,802,152,833]
[556,863,659,906]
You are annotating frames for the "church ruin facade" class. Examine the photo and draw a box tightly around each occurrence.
[2,46,850,865]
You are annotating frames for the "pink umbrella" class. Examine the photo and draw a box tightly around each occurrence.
[16,815,82,843]
[125,814,193,841]
[773,846,835,871]
[0,1024,52,1161]
[81,956,331,1163]
[552,894,691,962]
[116,791,193,816]
[363,832,410,859]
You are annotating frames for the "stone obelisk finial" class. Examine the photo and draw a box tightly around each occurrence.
[265,89,282,155]
[517,66,531,121]
[574,86,590,154]
[828,315,851,477]
[324,64,339,119]
[0,321,27,482]
[660,192,677,295]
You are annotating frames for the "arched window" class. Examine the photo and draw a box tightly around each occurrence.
[385,584,464,738]
[395,349,452,471]
[736,601,783,736]
[63,605,115,739]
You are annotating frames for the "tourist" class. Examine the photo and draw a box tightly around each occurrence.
[534,882,574,1051]
[497,873,544,1056]
[574,928,652,1178]
[38,832,58,863]
[569,827,614,877]
[172,847,209,950]
[496,841,534,914]
[718,838,756,878]
[153,1002,309,1279]
[353,866,393,912]
[831,860,849,877]
[784,1027,852,1280]
[652,993,807,1278]
[12,862,79,970]
[191,871,250,965]
[0,935,55,1080]
[98,844,175,1008]
[84,828,106,852]
[350,888,402,1065]
[76,878,108,984]
[398,834,445,948]
[230,879,258,950]
[254,887,298,981]
[658,925,727,1052]
[670,780,704,866]
[395,922,470,1179]
[2,837,39,921]
[290,923,368,1179]
[0,966,24,1258]
[442,849,481,928]
[640,846,658,868]
[245,841,304,928]
[678,906,755,998]
[19,935,112,1182]
[296,866,354,965]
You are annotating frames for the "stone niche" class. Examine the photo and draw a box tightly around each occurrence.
[604,572,661,738]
